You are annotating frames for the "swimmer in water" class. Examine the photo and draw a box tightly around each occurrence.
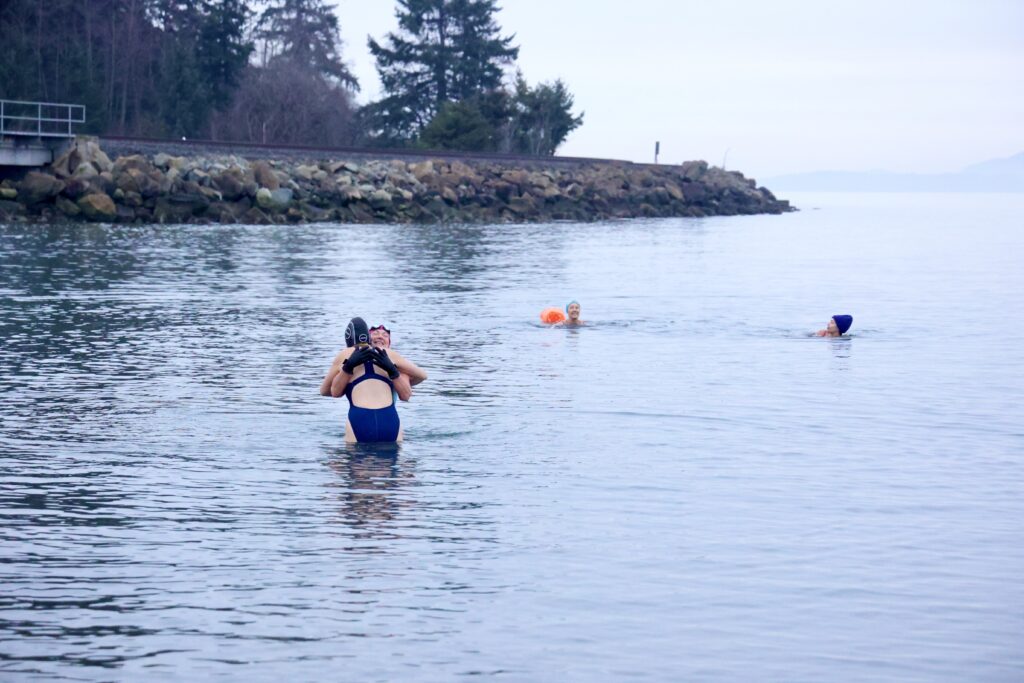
[816,314,853,337]
[319,317,427,443]
[563,300,585,326]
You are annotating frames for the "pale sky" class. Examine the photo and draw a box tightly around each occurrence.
[331,0,1024,178]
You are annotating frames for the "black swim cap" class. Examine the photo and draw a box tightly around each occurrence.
[345,317,370,347]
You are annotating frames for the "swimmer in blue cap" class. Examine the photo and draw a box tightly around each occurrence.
[564,300,585,326]
[816,314,853,337]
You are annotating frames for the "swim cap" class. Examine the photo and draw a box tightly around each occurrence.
[345,317,370,347]
[832,314,853,335]
[566,300,580,313]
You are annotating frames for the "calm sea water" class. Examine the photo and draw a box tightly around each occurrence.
[1,193,1022,681]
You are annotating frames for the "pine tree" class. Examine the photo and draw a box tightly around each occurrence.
[510,74,583,155]
[198,0,254,112]
[257,0,358,88]
[367,0,518,141]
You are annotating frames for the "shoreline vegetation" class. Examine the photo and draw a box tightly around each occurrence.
[0,137,792,225]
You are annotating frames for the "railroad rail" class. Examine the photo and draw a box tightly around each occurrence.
[99,135,636,168]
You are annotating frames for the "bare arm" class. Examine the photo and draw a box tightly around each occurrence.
[393,373,413,402]
[388,349,428,386]
[331,367,353,398]
[320,349,348,396]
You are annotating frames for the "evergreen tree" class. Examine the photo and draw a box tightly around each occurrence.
[367,0,518,141]
[419,100,496,151]
[510,74,583,155]
[257,0,358,88]
[199,0,254,112]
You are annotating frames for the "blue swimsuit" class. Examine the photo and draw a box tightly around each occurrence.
[345,361,400,442]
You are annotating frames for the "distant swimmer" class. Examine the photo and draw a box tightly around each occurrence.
[563,300,585,326]
[816,314,853,337]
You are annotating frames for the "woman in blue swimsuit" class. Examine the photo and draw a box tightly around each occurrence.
[324,317,426,443]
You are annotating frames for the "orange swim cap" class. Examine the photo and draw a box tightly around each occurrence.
[540,307,566,324]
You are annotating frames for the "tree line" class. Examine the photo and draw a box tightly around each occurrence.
[0,0,582,154]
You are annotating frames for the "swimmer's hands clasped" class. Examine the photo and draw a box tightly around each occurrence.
[341,345,400,379]
[341,346,374,374]
[370,348,401,379]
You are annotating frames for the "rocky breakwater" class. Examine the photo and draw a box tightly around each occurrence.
[0,137,791,224]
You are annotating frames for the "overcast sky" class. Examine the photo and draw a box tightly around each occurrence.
[331,0,1023,178]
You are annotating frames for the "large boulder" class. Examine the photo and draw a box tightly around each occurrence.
[663,179,688,200]
[17,172,65,204]
[252,161,280,190]
[242,207,272,225]
[112,154,153,175]
[116,168,161,198]
[153,193,210,223]
[49,136,112,177]
[368,189,393,210]
[80,137,113,172]
[55,194,80,216]
[77,193,117,221]
[212,170,246,200]
[72,162,98,179]
[0,199,25,219]
[408,160,435,182]
[680,160,708,181]
[60,177,93,200]
[255,187,292,211]
[294,164,319,181]
[338,186,363,204]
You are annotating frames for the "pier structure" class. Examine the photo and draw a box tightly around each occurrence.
[0,100,85,167]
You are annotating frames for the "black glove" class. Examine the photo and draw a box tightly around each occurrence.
[371,348,401,379]
[342,346,374,374]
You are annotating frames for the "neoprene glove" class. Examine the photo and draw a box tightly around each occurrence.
[342,346,374,374]
[372,348,401,379]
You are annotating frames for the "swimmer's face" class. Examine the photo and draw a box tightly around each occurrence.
[370,328,391,348]
[567,303,581,320]
[827,318,839,335]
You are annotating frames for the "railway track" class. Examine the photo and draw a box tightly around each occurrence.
[99,135,636,168]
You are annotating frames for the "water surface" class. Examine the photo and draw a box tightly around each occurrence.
[1,192,1023,681]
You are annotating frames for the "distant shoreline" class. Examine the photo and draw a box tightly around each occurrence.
[765,153,1024,193]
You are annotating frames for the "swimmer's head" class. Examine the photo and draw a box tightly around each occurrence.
[832,314,853,335]
[369,324,391,348]
[566,300,581,320]
[345,317,370,347]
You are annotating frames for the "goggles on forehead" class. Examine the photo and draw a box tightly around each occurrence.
[369,325,391,335]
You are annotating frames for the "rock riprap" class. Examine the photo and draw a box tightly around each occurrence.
[0,136,792,224]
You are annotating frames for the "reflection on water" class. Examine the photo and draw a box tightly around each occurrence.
[2,193,1024,680]
[325,445,412,532]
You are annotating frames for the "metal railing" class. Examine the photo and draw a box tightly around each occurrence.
[0,99,85,138]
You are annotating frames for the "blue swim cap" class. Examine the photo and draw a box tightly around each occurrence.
[832,314,853,335]
[566,300,580,313]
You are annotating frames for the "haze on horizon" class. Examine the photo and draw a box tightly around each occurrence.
[333,0,1023,179]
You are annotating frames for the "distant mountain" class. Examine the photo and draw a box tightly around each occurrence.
[764,152,1024,192]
